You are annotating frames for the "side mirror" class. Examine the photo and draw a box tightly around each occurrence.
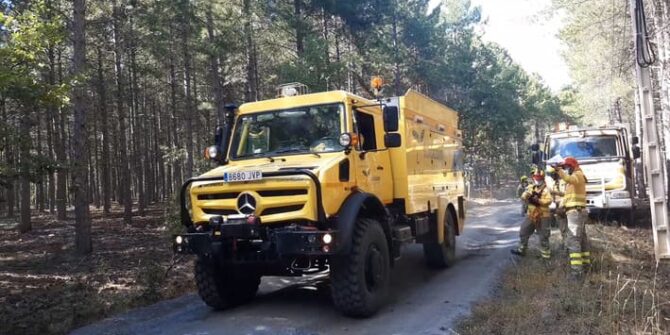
[531,151,542,165]
[384,133,401,148]
[383,106,399,132]
[207,126,228,164]
[214,126,224,147]
[632,146,641,159]
[530,143,540,152]
[632,136,639,145]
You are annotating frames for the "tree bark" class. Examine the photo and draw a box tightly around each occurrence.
[96,47,112,214]
[206,5,226,125]
[55,49,68,220]
[294,0,304,56]
[71,0,92,254]
[243,0,258,102]
[181,0,195,179]
[18,111,31,233]
[113,0,133,224]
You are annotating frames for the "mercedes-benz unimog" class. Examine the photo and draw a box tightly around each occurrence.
[173,83,466,316]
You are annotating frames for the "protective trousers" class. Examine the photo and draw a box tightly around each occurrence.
[556,212,568,243]
[566,209,590,273]
[517,217,551,259]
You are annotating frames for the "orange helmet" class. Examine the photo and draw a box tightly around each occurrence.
[563,156,579,169]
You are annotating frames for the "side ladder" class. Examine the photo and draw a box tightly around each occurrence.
[631,0,670,260]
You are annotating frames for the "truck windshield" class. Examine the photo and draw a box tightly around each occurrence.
[231,103,344,159]
[548,135,619,159]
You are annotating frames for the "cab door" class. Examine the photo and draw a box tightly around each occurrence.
[353,108,393,204]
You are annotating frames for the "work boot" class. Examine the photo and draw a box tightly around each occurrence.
[510,247,526,256]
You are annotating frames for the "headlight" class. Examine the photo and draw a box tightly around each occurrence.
[207,146,219,159]
[322,233,333,244]
[609,191,630,199]
[339,133,352,147]
[175,236,183,244]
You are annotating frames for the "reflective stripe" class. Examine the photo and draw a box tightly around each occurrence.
[570,253,582,258]
[582,259,591,264]
[582,252,591,257]
[570,260,584,265]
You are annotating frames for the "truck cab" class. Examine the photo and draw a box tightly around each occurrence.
[541,126,641,220]
[174,85,466,317]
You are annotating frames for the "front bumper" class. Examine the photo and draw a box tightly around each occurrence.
[586,193,633,209]
[173,221,338,259]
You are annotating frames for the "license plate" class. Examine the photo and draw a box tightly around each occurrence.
[223,171,263,182]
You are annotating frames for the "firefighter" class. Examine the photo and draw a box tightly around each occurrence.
[556,156,589,276]
[511,169,553,259]
[517,176,529,215]
[546,166,568,247]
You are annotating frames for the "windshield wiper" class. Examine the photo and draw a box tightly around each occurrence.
[272,148,305,154]
[272,147,321,158]
[236,152,285,162]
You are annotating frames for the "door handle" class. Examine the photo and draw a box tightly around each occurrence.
[377,166,384,170]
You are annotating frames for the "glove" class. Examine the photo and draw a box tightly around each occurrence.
[528,195,540,206]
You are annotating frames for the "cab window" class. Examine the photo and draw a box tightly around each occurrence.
[355,111,377,151]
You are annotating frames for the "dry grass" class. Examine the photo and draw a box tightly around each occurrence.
[0,204,195,335]
[458,222,670,335]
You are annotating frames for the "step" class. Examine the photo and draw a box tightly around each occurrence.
[392,225,413,243]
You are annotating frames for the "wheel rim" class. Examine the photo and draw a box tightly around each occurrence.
[365,244,384,292]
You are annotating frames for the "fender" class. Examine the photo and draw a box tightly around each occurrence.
[436,196,465,243]
[335,192,392,257]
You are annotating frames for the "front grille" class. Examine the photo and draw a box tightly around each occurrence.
[261,205,304,216]
[587,178,613,186]
[198,192,240,200]
[257,189,308,197]
[191,179,313,223]
[202,208,239,215]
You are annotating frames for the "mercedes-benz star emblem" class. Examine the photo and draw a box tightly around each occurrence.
[237,193,257,215]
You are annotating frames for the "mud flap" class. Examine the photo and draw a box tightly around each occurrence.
[437,197,447,244]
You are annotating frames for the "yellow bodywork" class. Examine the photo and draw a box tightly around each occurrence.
[190,89,465,238]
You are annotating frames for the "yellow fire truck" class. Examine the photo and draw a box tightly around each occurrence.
[173,83,466,316]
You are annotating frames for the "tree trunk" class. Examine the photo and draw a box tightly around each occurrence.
[55,49,68,220]
[392,5,401,96]
[128,14,146,216]
[35,112,45,211]
[113,0,133,224]
[18,112,31,233]
[71,0,92,254]
[181,0,195,179]
[206,5,226,125]
[96,47,112,214]
[243,0,258,102]
[294,0,304,56]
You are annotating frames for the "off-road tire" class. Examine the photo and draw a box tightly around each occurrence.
[195,258,260,310]
[330,218,390,317]
[423,212,456,268]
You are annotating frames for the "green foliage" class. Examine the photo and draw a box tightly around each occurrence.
[551,0,635,126]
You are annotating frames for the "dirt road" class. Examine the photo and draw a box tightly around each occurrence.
[71,200,520,335]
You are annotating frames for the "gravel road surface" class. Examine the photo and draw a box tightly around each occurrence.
[71,200,520,335]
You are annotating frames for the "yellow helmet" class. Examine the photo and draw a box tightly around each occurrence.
[520,176,528,182]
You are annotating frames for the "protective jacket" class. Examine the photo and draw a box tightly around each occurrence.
[557,168,587,209]
[521,184,553,219]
